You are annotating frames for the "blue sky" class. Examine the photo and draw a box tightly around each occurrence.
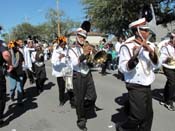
[0,0,85,32]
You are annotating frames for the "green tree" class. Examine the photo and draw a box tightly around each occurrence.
[45,8,80,37]
[45,8,60,38]
[1,33,10,42]
[81,0,175,36]
[3,8,80,43]
[11,23,36,40]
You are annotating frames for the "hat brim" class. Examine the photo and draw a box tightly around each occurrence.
[139,26,150,30]
[129,18,146,28]
[77,32,87,38]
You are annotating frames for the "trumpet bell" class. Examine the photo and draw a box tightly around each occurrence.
[168,59,175,66]
[93,50,108,64]
[163,58,175,69]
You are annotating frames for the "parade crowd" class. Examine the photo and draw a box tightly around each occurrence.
[0,17,175,131]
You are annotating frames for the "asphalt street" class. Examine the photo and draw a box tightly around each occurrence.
[1,60,175,131]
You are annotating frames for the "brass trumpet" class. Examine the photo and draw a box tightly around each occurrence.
[93,50,108,64]
[166,57,175,66]
[83,41,95,63]
[86,50,109,64]
[83,42,109,64]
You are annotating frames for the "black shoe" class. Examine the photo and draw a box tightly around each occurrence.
[101,72,106,76]
[59,102,64,107]
[37,88,43,95]
[81,127,87,131]
[77,121,87,131]
[17,102,24,106]
[159,101,165,106]
[115,123,124,131]
[71,104,75,109]
[164,103,175,111]
[30,80,35,84]
[39,88,43,93]
[95,106,103,111]
[36,90,40,95]
[0,119,4,127]
[44,77,48,81]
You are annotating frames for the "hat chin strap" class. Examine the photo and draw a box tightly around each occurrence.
[137,27,146,41]
[76,35,84,46]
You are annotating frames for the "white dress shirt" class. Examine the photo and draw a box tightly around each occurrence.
[160,42,175,69]
[23,46,35,70]
[119,41,159,86]
[51,47,68,77]
[68,46,83,73]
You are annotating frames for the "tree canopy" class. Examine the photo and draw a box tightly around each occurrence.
[2,8,80,43]
[81,0,175,36]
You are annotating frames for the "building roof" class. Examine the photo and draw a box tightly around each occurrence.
[69,31,107,37]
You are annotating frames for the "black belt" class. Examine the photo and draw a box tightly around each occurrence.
[73,71,81,75]
[126,82,151,89]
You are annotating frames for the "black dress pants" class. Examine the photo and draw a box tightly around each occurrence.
[73,72,97,127]
[120,83,153,131]
[27,69,35,83]
[35,65,47,92]
[57,77,65,103]
[101,61,107,74]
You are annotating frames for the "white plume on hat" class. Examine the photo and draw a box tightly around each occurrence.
[129,18,150,30]
[76,27,87,38]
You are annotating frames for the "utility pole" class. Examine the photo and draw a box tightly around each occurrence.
[56,0,61,37]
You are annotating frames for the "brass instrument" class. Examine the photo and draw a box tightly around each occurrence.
[85,50,109,65]
[83,42,109,64]
[83,41,94,63]
[163,57,175,69]
[64,66,73,90]
[167,58,175,66]
[62,59,73,90]
[93,50,108,64]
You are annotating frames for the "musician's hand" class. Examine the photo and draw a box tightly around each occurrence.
[59,54,65,60]
[7,65,13,73]
[142,41,154,53]
[83,45,92,55]
[133,46,140,57]
[135,39,153,53]
[83,49,91,55]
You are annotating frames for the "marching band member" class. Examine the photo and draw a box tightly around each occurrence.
[159,31,175,111]
[51,36,74,107]
[68,28,97,131]
[117,18,159,131]
[33,44,47,94]
[23,40,35,84]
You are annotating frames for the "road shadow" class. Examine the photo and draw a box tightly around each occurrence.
[43,81,55,91]
[3,85,38,127]
[113,71,124,81]
[99,71,111,76]
[111,93,129,124]
[152,88,164,102]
